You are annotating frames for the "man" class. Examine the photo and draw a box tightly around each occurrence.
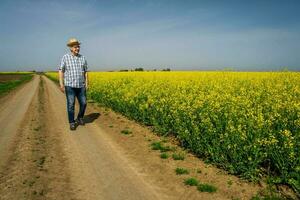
[58,38,89,131]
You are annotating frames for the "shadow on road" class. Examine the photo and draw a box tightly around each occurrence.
[84,113,100,123]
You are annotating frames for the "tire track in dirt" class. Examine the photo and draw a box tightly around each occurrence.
[0,76,76,200]
[0,75,39,170]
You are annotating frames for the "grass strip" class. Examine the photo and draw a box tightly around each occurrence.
[0,74,33,97]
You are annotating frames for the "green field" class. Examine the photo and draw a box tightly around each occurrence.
[0,72,33,97]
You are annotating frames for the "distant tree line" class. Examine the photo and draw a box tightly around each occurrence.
[118,67,171,72]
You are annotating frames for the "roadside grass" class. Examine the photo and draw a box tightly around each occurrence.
[150,136,217,194]
[150,141,175,152]
[161,137,168,143]
[251,192,284,200]
[250,184,295,200]
[184,177,218,193]
[160,153,169,159]
[150,141,164,150]
[121,128,132,135]
[251,195,282,200]
[184,177,199,186]
[175,167,189,175]
[172,152,185,160]
[197,183,217,193]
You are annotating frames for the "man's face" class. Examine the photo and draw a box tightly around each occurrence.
[70,45,80,55]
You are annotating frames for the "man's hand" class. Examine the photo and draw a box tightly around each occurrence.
[59,70,65,93]
[85,83,89,90]
[60,85,65,93]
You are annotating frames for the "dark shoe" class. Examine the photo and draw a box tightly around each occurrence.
[76,118,85,126]
[70,122,76,131]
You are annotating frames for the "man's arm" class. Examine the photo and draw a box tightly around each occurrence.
[85,71,89,89]
[59,70,65,93]
[84,57,89,89]
[59,55,66,93]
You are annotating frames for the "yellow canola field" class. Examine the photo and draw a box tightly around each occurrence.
[46,71,300,192]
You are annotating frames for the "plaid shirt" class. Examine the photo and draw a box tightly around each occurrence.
[59,53,88,88]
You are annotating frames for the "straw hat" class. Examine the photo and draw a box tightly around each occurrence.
[67,38,81,47]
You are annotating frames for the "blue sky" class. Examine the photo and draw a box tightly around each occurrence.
[0,0,299,71]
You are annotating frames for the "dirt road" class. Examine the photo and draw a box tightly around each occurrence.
[0,75,262,200]
[0,75,39,170]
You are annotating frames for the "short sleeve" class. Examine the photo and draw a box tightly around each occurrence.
[59,56,66,72]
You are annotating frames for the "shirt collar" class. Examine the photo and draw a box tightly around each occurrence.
[68,53,81,58]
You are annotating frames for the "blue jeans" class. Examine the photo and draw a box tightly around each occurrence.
[65,86,87,123]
